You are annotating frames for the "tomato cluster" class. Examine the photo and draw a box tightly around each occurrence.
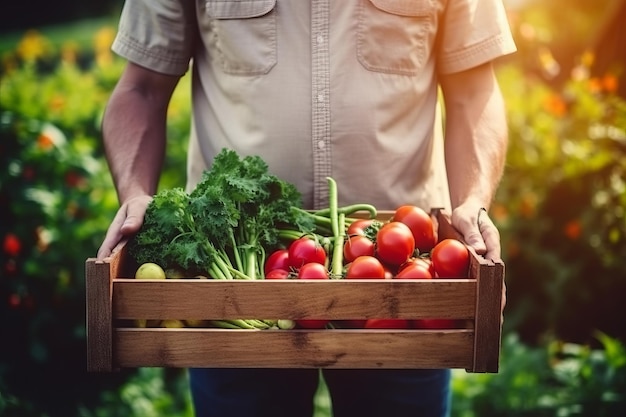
[343,205,470,280]
[263,205,471,329]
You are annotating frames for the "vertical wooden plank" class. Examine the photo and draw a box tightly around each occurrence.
[435,208,504,372]
[85,258,113,372]
[471,257,504,372]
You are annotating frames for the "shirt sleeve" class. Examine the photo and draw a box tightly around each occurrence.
[111,0,198,76]
[436,0,516,74]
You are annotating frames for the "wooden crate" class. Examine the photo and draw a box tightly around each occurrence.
[86,209,504,373]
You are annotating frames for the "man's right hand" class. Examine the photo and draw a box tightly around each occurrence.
[96,195,153,262]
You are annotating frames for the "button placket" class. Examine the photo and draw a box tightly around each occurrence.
[311,0,331,209]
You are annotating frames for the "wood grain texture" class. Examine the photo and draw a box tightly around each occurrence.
[112,279,476,320]
[114,328,475,369]
[85,258,113,372]
[472,257,505,372]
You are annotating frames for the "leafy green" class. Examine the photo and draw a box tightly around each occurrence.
[128,149,314,279]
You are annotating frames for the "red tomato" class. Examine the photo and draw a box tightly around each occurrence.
[431,239,470,278]
[265,269,290,279]
[288,237,326,269]
[346,219,375,236]
[391,205,436,253]
[375,222,415,266]
[412,319,459,329]
[297,262,329,279]
[3,233,21,257]
[264,249,290,275]
[395,262,432,279]
[345,256,386,279]
[343,235,375,263]
[364,318,411,329]
[401,257,435,275]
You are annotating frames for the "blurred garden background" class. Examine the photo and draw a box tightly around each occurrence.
[1,0,625,416]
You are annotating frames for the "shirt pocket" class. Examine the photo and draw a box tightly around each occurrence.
[204,0,277,75]
[357,0,434,75]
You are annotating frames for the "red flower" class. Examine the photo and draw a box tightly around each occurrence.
[564,220,582,240]
[543,94,567,117]
[8,294,20,309]
[64,171,84,188]
[4,259,17,275]
[602,74,618,93]
[3,233,21,257]
[22,166,36,180]
[37,133,54,150]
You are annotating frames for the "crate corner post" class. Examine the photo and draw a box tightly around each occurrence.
[471,257,505,373]
[85,257,114,372]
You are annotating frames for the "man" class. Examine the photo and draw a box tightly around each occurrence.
[97,1,515,416]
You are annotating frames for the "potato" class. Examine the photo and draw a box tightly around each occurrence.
[135,262,166,279]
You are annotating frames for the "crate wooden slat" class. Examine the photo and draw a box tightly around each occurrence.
[86,209,504,373]
[112,279,476,320]
[114,328,475,369]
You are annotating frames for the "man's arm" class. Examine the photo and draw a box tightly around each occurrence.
[97,62,181,260]
[439,62,508,261]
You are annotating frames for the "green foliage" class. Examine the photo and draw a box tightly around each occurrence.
[129,149,313,279]
[0,26,190,417]
[451,332,626,416]
[77,369,194,417]
[0,26,121,414]
[495,62,626,345]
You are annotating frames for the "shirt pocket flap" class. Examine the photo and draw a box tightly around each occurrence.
[206,0,277,19]
[368,0,431,17]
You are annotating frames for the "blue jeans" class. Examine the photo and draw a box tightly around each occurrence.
[188,368,451,417]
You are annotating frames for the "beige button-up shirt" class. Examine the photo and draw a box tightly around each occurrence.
[112,0,516,210]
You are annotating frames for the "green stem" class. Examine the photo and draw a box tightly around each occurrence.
[211,319,265,329]
[328,177,339,238]
[314,203,378,219]
[229,230,244,273]
[214,251,236,279]
[326,177,346,279]
[245,248,258,280]
[278,229,306,242]
[225,264,253,280]
[331,213,346,279]
[291,207,334,230]
[244,319,272,329]
[210,320,244,329]
[208,263,227,280]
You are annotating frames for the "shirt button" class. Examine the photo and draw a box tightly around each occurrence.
[317,94,325,102]
[316,35,324,45]
[317,140,326,150]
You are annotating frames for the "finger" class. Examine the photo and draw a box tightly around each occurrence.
[453,209,487,256]
[96,207,128,262]
[120,215,143,235]
[477,214,501,261]
[120,195,151,234]
[465,228,487,256]
[501,281,507,324]
[96,205,127,262]
[96,196,152,261]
